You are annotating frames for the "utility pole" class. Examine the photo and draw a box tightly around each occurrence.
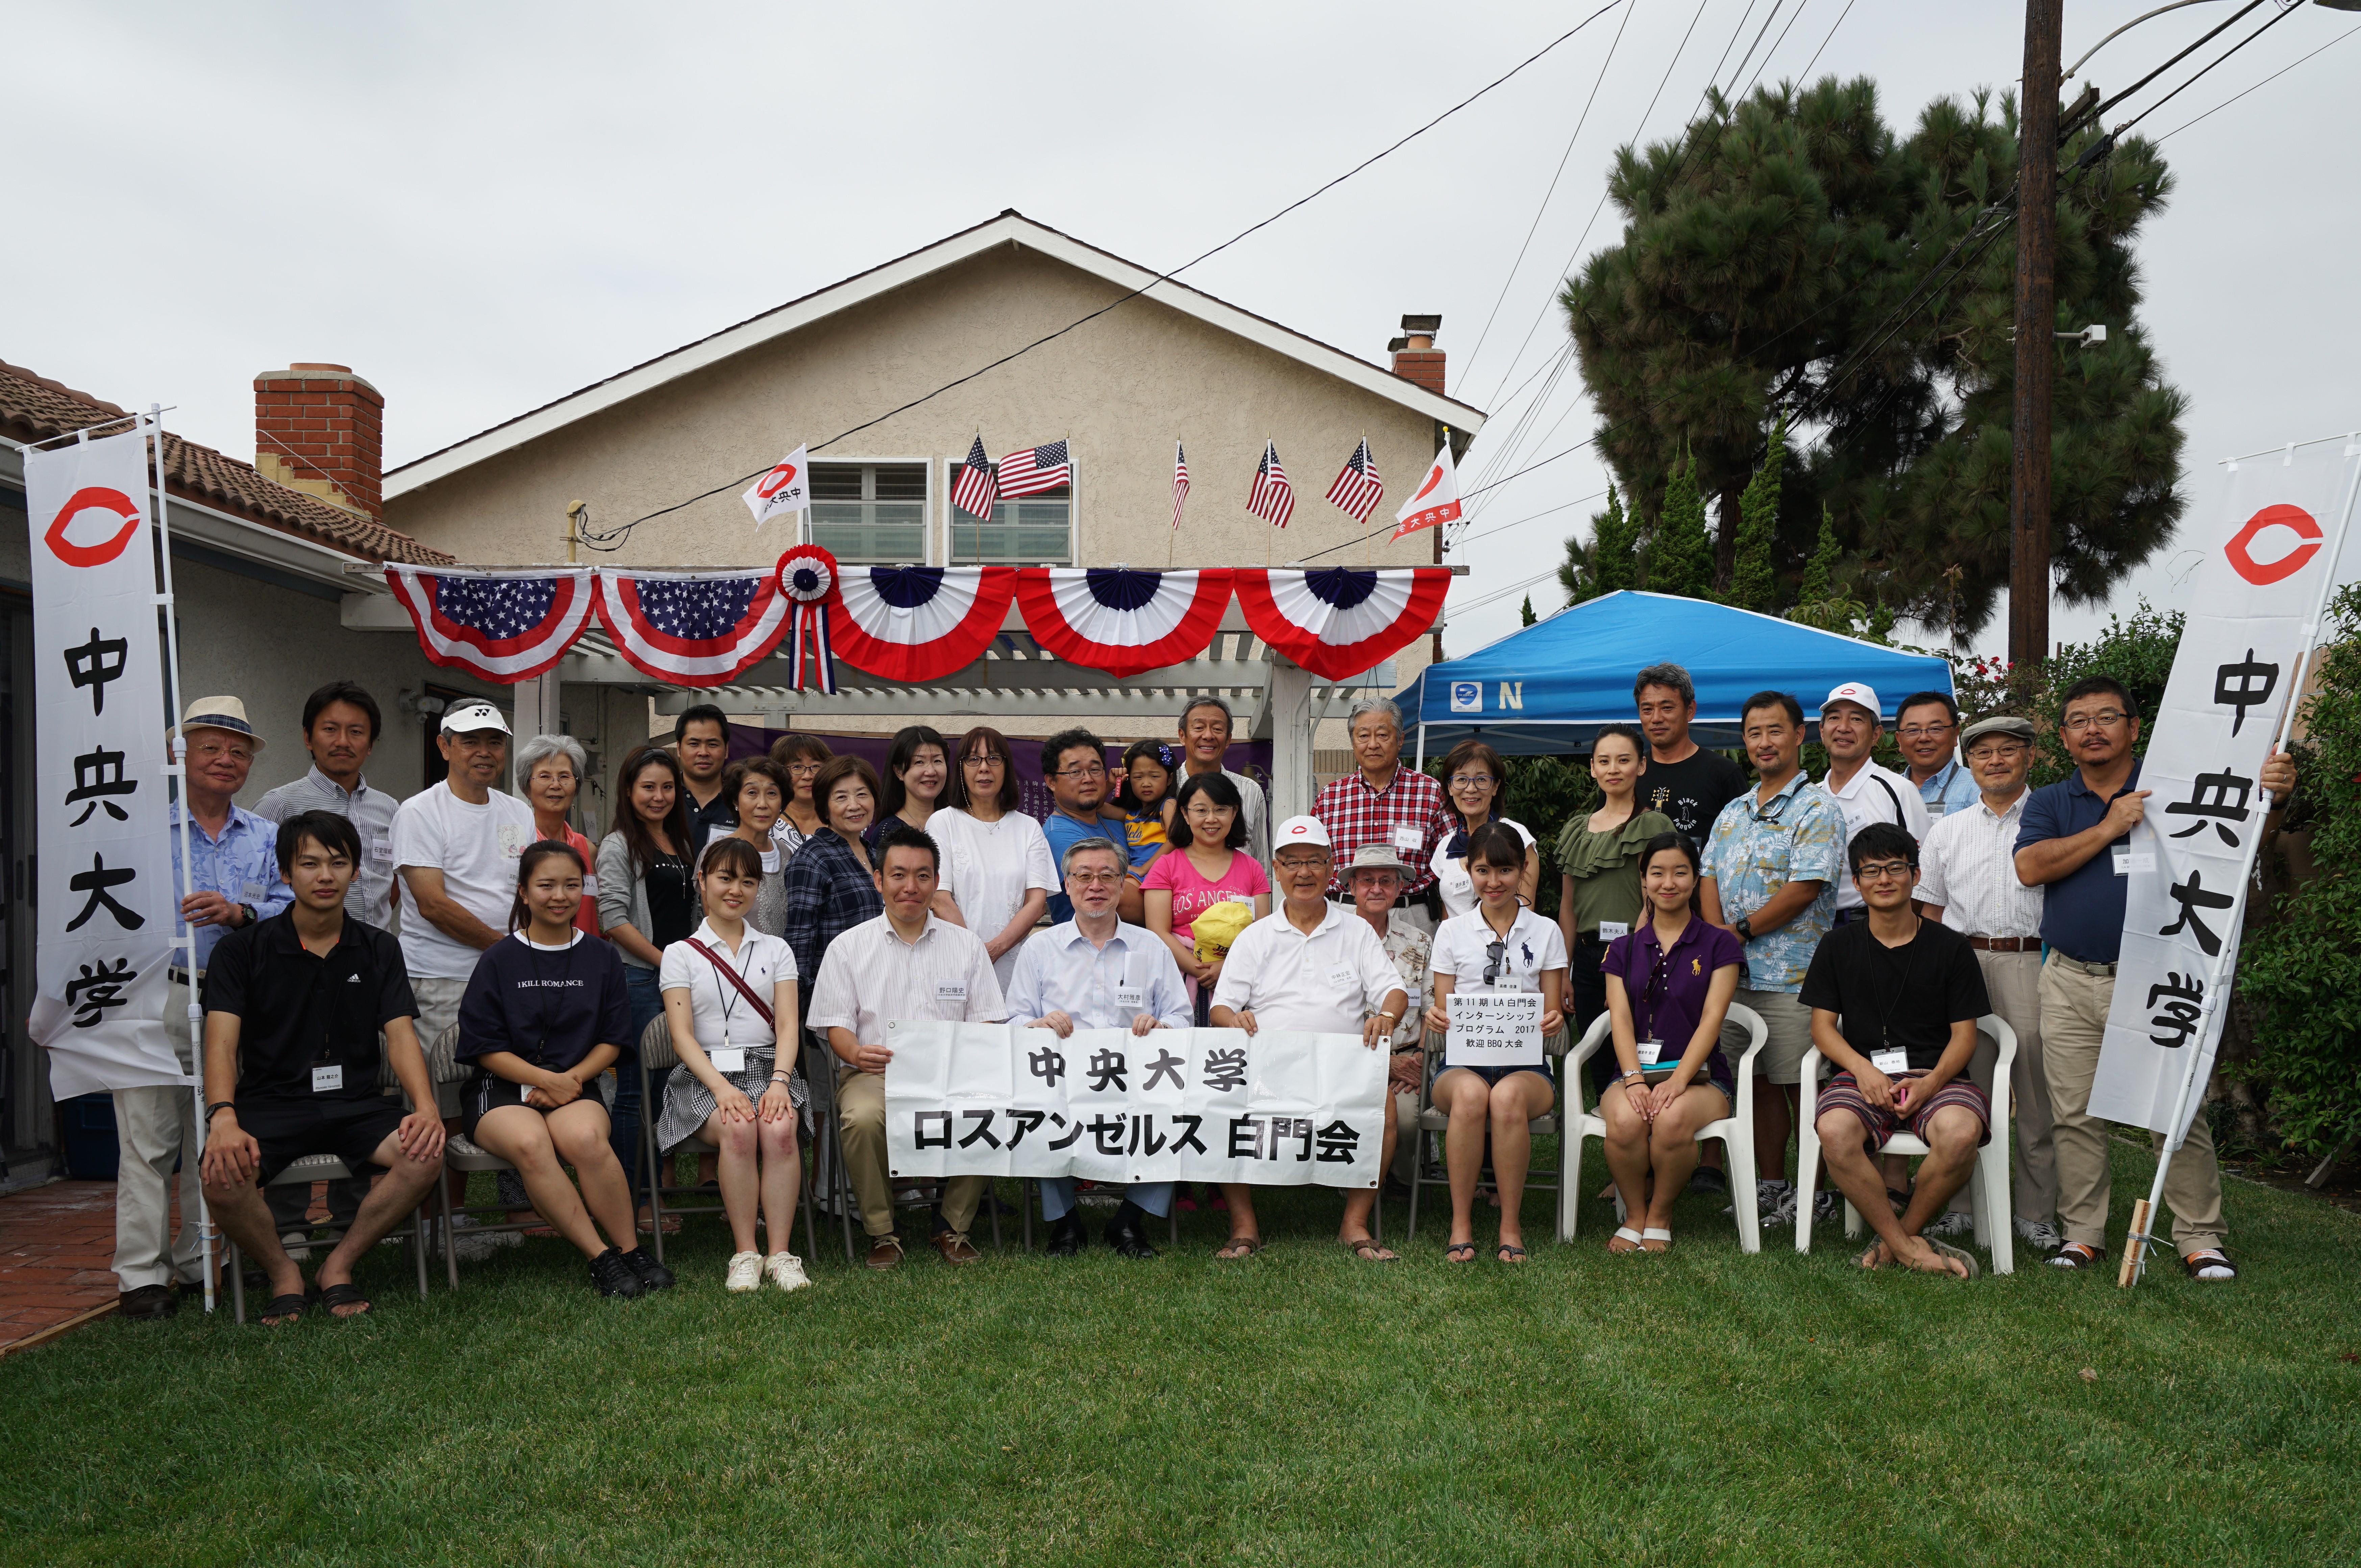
[2009,0,2063,668]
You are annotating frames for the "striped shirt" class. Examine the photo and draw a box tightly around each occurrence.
[1914,788,2044,941]
[252,766,403,928]
[805,912,1008,1051]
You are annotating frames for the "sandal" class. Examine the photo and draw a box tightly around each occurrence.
[1496,1243,1528,1264]
[1922,1239,1981,1279]
[2183,1248,2238,1280]
[1640,1228,1672,1253]
[1607,1226,1645,1254]
[1212,1235,1263,1261]
[317,1281,372,1318]
[257,1291,307,1327]
[1343,1237,1398,1262]
[1858,1240,1888,1270]
[2047,1241,2104,1270]
[1445,1241,1479,1263]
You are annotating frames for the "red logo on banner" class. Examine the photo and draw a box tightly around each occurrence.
[42,487,143,568]
[756,462,801,500]
[2225,503,2324,586]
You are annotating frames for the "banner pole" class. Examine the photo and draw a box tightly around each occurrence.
[2123,436,2361,1287]
[146,406,214,1314]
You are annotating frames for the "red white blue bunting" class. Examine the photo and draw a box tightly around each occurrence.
[774,544,839,694]
[593,567,790,687]
[1234,567,1452,681]
[829,565,1017,683]
[1013,568,1233,680]
[383,566,596,683]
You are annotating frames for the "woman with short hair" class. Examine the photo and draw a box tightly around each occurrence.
[1142,770,1269,1007]
[517,733,599,937]
[780,754,885,1044]
[926,725,1055,989]
[766,733,833,858]
[1431,738,1538,919]
[719,756,794,937]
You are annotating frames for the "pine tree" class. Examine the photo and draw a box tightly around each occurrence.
[1558,483,1640,605]
[1729,419,1784,613]
[1646,452,1716,600]
[1519,594,1537,626]
[1789,505,1867,632]
[1798,504,1839,604]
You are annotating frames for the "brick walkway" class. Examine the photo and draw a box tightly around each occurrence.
[0,1180,123,1355]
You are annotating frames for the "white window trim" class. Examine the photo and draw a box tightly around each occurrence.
[808,454,931,566]
[941,453,1078,568]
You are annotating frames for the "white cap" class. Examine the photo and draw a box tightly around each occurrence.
[440,700,512,736]
[1820,681,1882,721]
[1274,814,1332,850]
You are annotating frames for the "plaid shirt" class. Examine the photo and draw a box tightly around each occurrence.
[779,829,882,1036]
[1313,764,1448,897]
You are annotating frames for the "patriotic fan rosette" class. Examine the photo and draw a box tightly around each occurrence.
[1014,568,1233,680]
[828,565,1017,683]
[594,566,790,686]
[383,566,596,682]
[774,544,839,694]
[1235,567,1452,681]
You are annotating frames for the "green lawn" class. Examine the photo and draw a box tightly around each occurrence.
[6,1140,2360,1567]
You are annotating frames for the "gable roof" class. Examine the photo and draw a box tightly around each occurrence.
[0,358,452,566]
[385,210,1487,497]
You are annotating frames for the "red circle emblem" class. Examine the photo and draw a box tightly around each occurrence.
[43,487,143,568]
[2224,503,2323,587]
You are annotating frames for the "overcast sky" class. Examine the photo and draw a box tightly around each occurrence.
[7,0,2357,662]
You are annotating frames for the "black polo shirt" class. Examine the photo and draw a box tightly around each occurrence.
[201,911,418,1107]
[685,786,737,854]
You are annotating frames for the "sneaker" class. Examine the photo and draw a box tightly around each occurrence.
[1810,1190,1842,1223]
[589,1247,645,1298]
[765,1252,811,1293]
[2014,1217,2064,1252]
[725,1250,763,1292]
[1744,1179,1796,1226]
[450,1212,520,1250]
[1923,1211,1976,1239]
[622,1247,676,1291]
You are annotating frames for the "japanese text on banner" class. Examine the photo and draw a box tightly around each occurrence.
[1445,991,1543,1068]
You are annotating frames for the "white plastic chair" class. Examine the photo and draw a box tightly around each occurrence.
[1794,1013,2016,1274]
[1560,1003,1767,1252]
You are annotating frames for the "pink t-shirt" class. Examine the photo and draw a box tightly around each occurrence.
[1142,848,1269,939]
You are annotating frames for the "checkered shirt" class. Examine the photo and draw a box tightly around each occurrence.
[1313,765,1447,897]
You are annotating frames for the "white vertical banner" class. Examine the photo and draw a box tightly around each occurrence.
[2091,439,2360,1135]
[24,426,182,1097]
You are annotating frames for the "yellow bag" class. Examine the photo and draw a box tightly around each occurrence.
[1192,899,1255,964]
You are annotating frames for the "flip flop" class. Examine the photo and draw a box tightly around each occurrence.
[1212,1235,1263,1261]
[1343,1237,1398,1262]
[317,1281,373,1318]
[1608,1226,1646,1254]
[1858,1240,1888,1269]
[1445,1241,1478,1263]
[1495,1243,1528,1264]
[1640,1227,1673,1253]
[1923,1238,1981,1279]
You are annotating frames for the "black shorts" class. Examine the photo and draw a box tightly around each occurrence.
[239,1095,409,1185]
[459,1073,610,1142]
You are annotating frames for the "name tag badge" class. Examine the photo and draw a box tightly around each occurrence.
[311,1064,343,1093]
[1390,825,1422,852]
[934,981,967,1005]
[1597,920,1630,943]
[1636,1039,1664,1066]
[709,1047,746,1075]
[2111,846,2155,876]
[369,836,394,862]
[1326,964,1357,991]
[1870,1048,1910,1075]
[241,881,267,903]
[1113,985,1146,1013]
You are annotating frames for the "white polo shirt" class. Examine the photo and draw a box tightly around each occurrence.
[1210,903,1405,1034]
[805,912,1007,1047]
[1915,788,2045,940]
[1818,760,1933,911]
[1429,905,1570,995]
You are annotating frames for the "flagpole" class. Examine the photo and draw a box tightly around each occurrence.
[1264,438,1275,570]
[2122,435,2361,1287]
[1168,434,1179,571]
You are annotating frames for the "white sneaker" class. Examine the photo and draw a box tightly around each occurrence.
[2015,1217,2064,1251]
[725,1250,764,1292]
[1924,1211,1976,1239]
[279,1231,311,1263]
[765,1252,811,1293]
[1749,1179,1797,1227]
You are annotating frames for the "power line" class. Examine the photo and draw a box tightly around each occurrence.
[1798,0,1855,78]
[2107,0,2305,138]
[1741,0,1814,100]
[2154,20,2361,142]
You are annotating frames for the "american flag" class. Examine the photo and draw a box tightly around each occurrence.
[952,435,999,518]
[1247,440,1295,529]
[1324,438,1384,524]
[996,439,1071,498]
[1172,440,1190,529]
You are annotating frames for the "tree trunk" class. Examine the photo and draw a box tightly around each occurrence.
[1716,483,1743,593]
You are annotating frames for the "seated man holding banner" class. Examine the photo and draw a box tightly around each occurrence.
[1423,822,1569,1265]
[1208,815,1407,1262]
[807,826,1008,1271]
[1005,835,1193,1259]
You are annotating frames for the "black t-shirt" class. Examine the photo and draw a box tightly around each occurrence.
[202,912,417,1106]
[456,931,637,1075]
[643,851,696,947]
[1799,916,1990,1072]
[1637,747,1749,844]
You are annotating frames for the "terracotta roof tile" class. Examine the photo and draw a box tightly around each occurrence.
[0,358,451,566]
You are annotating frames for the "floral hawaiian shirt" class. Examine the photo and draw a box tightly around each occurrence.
[1699,770,1844,993]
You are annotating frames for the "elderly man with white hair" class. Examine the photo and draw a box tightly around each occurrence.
[1312,697,1447,935]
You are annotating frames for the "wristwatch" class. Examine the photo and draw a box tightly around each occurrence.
[1734,916,1755,943]
[237,903,258,927]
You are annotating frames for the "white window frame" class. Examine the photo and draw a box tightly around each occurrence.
[941,454,1078,567]
[807,456,932,566]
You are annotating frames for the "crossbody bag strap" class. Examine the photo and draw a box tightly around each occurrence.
[684,938,776,1028]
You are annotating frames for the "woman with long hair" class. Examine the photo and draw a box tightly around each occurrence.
[1597,831,1743,1253]
[767,733,833,858]
[1430,738,1538,919]
[656,836,808,1293]
[1556,722,1675,1065]
[456,840,669,1296]
[864,725,950,854]
[926,725,1055,989]
[596,745,698,1212]
[719,756,794,937]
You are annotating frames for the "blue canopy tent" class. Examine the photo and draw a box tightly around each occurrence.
[1396,590,1956,758]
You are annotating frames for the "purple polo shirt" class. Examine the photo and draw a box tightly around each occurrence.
[1602,915,1747,1088]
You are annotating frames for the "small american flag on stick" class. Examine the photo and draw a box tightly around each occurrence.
[1247,440,1295,529]
[952,435,999,518]
[1324,438,1383,524]
[996,439,1071,497]
[1172,440,1190,529]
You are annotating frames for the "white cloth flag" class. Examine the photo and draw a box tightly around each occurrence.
[2090,438,2359,1136]
[1391,442,1462,541]
[25,427,183,1096]
[742,444,810,528]
[884,1023,1385,1189]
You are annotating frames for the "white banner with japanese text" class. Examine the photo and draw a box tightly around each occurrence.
[2091,439,2358,1135]
[884,1023,1385,1189]
[24,427,182,1096]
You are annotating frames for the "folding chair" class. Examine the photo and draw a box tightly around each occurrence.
[1404,1022,1570,1245]
[1794,1013,2017,1274]
[1016,1178,1182,1253]
[804,1032,1005,1260]
[425,1023,617,1289]
[636,1014,815,1267]
[1559,1004,1767,1251]
[226,1147,433,1323]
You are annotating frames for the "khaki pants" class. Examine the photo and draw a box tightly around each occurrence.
[412,975,470,1119]
[113,979,205,1292]
[1975,949,2058,1227]
[2040,952,2225,1253]
[835,1069,985,1241]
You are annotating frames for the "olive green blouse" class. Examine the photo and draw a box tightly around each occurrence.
[1555,808,1675,942]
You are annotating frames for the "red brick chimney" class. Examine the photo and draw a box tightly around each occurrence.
[253,363,383,520]
[1388,314,1444,396]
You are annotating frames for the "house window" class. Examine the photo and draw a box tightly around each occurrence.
[810,463,928,564]
[947,466,1071,565]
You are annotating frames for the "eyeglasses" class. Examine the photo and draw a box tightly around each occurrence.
[1274,855,1328,873]
[1482,938,1507,988]
[1747,790,1794,824]
[2063,709,2130,733]
[961,755,1003,771]
[1067,870,1125,888]
[786,761,823,776]
[1053,762,1106,780]
[1895,723,1955,740]
[1965,743,2028,762]
[1448,774,1495,790]
[1855,860,1916,883]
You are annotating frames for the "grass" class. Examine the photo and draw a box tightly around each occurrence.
[5,1140,2360,1567]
